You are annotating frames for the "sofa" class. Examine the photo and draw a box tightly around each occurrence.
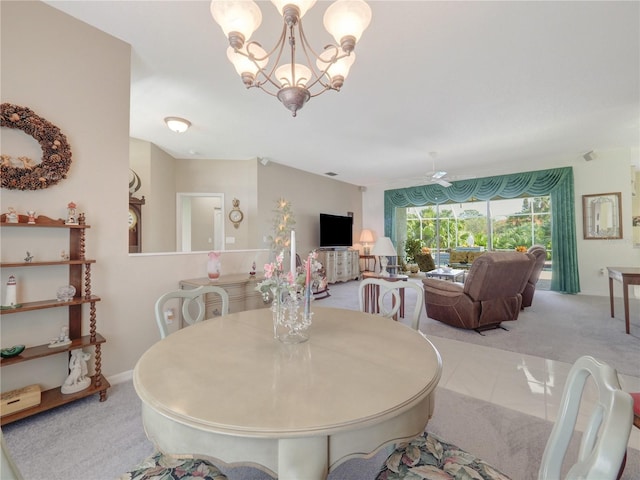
[521,245,547,308]
[422,251,535,331]
[448,248,485,267]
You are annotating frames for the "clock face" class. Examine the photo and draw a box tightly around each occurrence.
[128,208,138,230]
[229,209,243,224]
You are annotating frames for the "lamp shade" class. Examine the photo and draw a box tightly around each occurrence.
[323,0,372,47]
[227,44,268,76]
[211,0,262,43]
[371,237,396,257]
[359,229,374,244]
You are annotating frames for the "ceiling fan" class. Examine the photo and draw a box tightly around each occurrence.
[422,153,453,187]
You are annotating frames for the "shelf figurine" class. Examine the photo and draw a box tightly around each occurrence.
[60,250,70,261]
[49,326,71,348]
[6,207,18,223]
[66,202,78,225]
[27,210,36,224]
[24,251,33,263]
[2,275,18,308]
[61,350,91,394]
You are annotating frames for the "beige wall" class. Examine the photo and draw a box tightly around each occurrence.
[0,1,363,386]
[257,162,364,257]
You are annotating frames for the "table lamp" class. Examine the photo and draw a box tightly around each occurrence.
[371,237,397,276]
[359,229,375,255]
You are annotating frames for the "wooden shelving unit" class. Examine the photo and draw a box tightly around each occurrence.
[0,213,109,425]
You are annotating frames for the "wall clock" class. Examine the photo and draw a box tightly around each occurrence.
[229,198,244,229]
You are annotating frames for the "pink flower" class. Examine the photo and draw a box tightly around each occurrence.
[264,263,275,279]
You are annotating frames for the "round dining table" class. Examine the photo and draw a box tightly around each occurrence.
[133,306,442,480]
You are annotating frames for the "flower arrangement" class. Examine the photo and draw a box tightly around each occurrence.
[515,245,527,253]
[257,249,323,343]
[421,246,431,254]
[256,250,323,302]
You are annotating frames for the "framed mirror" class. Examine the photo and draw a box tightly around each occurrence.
[582,192,622,240]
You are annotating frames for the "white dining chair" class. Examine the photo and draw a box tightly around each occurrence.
[376,355,633,480]
[1,430,23,480]
[358,277,424,330]
[154,285,229,339]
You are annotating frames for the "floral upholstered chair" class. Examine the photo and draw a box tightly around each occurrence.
[119,452,228,480]
[377,356,633,480]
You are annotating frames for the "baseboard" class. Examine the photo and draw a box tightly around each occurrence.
[107,370,133,385]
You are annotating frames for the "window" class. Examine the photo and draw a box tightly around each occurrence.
[404,195,551,263]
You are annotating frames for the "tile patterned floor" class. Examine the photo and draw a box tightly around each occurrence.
[428,335,640,450]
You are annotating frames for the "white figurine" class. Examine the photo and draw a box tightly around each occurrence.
[61,350,91,394]
[27,210,36,224]
[6,207,18,223]
[49,326,71,348]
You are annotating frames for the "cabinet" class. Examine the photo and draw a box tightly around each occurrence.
[317,250,360,284]
[0,213,109,425]
[179,274,270,321]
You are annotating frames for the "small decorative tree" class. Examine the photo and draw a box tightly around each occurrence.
[268,198,296,251]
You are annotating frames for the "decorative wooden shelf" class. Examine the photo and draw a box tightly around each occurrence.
[0,334,106,366]
[0,296,101,315]
[0,260,96,268]
[0,374,111,425]
[0,212,108,424]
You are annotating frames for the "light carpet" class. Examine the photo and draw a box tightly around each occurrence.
[3,280,639,479]
[320,279,640,377]
[3,381,638,480]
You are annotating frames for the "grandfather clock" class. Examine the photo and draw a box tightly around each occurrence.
[128,195,145,253]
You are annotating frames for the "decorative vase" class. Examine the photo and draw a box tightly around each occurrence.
[207,251,221,280]
[271,289,312,344]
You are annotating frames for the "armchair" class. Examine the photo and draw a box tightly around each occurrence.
[522,244,547,308]
[422,251,535,332]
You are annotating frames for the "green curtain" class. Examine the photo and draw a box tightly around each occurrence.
[384,167,580,294]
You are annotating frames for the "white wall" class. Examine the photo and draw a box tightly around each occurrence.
[363,150,640,297]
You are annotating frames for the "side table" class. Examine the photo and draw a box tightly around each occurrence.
[362,272,409,320]
[360,255,377,272]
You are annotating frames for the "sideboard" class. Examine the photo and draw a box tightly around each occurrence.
[179,274,270,320]
[317,249,361,284]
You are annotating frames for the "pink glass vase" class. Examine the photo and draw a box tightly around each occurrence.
[207,251,221,279]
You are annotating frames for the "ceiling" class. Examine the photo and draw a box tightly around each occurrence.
[45,1,639,188]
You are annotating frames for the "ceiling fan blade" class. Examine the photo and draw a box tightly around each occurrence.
[432,170,448,180]
[436,178,452,188]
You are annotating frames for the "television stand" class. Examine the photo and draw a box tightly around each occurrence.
[317,250,360,284]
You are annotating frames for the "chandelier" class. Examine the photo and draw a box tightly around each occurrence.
[210,0,372,116]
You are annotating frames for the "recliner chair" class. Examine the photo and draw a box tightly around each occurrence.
[522,244,547,308]
[422,251,535,332]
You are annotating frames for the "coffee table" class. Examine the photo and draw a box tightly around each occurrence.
[426,268,465,283]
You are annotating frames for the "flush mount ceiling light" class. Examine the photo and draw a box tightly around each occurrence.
[210,0,372,117]
[164,117,192,133]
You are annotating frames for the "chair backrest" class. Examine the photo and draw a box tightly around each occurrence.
[1,430,24,480]
[463,251,535,301]
[358,278,424,330]
[526,244,547,285]
[154,285,229,339]
[538,355,633,480]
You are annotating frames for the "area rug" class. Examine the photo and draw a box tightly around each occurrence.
[320,280,640,377]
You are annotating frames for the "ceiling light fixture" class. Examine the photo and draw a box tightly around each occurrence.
[210,0,372,117]
[164,117,192,133]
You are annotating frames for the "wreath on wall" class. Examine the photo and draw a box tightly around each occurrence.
[1,103,72,190]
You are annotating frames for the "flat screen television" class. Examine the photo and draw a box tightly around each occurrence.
[319,213,353,248]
